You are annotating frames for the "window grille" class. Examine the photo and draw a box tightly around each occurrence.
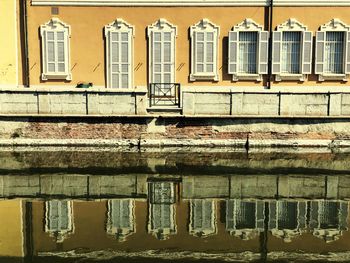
[238,32,257,74]
[281,31,301,74]
[324,32,344,74]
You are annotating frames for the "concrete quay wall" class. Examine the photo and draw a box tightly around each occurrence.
[1,174,350,200]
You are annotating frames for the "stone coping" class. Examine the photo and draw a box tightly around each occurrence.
[0,138,347,148]
[0,85,148,94]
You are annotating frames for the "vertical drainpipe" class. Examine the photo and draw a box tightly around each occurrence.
[22,0,30,87]
[267,0,274,89]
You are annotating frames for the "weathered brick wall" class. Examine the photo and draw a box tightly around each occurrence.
[1,116,350,142]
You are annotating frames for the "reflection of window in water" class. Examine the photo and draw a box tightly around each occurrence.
[226,200,264,240]
[189,199,216,237]
[106,199,135,241]
[310,200,348,243]
[149,182,176,204]
[45,200,73,243]
[148,182,176,239]
[269,200,306,242]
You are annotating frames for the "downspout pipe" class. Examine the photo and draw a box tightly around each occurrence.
[267,0,274,89]
[21,0,30,87]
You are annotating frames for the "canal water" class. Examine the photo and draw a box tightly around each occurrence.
[1,149,350,262]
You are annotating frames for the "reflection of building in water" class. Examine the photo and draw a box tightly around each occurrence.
[310,200,348,243]
[226,199,264,240]
[269,200,307,242]
[148,182,177,240]
[106,199,135,241]
[189,199,216,237]
[45,200,74,243]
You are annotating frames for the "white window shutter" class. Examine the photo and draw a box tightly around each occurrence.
[272,31,282,74]
[345,31,350,74]
[315,31,326,74]
[302,31,313,74]
[228,31,238,75]
[258,31,269,74]
[297,202,307,229]
[256,201,265,230]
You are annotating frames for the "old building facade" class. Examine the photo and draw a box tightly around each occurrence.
[2,0,350,145]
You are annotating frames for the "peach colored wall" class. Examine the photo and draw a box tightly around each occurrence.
[26,4,350,89]
[32,200,260,253]
[272,7,350,86]
[27,3,265,87]
[0,200,24,257]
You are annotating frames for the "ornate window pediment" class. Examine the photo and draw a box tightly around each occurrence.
[272,18,312,81]
[228,19,268,81]
[316,19,350,81]
[147,19,177,86]
[40,18,72,81]
[190,19,220,81]
[104,19,134,89]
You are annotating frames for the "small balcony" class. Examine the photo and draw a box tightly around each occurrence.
[148,83,181,113]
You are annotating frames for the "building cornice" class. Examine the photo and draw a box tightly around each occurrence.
[31,0,350,6]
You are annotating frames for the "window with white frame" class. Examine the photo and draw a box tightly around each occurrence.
[281,32,301,74]
[147,19,177,84]
[40,18,71,81]
[268,200,307,242]
[190,19,219,81]
[45,200,73,243]
[316,19,350,81]
[106,199,135,241]
[105,19,134,89]
[189,199,216,237]
[228,19,268,81]
[272,18,312,81]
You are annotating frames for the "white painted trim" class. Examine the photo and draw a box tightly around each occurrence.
[105,19,134,89]
[229,19,264,82]
[189,199,217,237]
[40,18,72,81]
[147,19,177,85]
[317,19,350,81]
[31,0,350,6]
[190,19,220,82]
[274,19,309,82]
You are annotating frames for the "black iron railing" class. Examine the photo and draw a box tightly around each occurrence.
[149,83,181,107]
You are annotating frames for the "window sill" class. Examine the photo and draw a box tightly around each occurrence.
[190,73,219,82]
[232,74,262,82]
[275,74,306,82]
[42,73,72,81]
[318,74,349,82]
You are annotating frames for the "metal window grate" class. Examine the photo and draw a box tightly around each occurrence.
[281,31,301,74]
[325,32,344,74]
[238,32,257,74]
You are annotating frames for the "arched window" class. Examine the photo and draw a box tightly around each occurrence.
[45,200,74,243]
[189,199,216,237]
[272,19,312,81]
[106,199,135,241]
[316,19,350,81]
[40,18,71,81]
[147,19,177,85]
[228,19,268,81]
[105,19,134,89]
[190,19,219,81]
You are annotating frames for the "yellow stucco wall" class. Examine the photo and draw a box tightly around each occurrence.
[27,4,265,87]
[26,4,350,87]
[0,0,18,86]
[0,200,24,257]
[273,7,350,86]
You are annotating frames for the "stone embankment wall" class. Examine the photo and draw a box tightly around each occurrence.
[0,174,349,200]
[1,87,350,147]
[0,116,349,148]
